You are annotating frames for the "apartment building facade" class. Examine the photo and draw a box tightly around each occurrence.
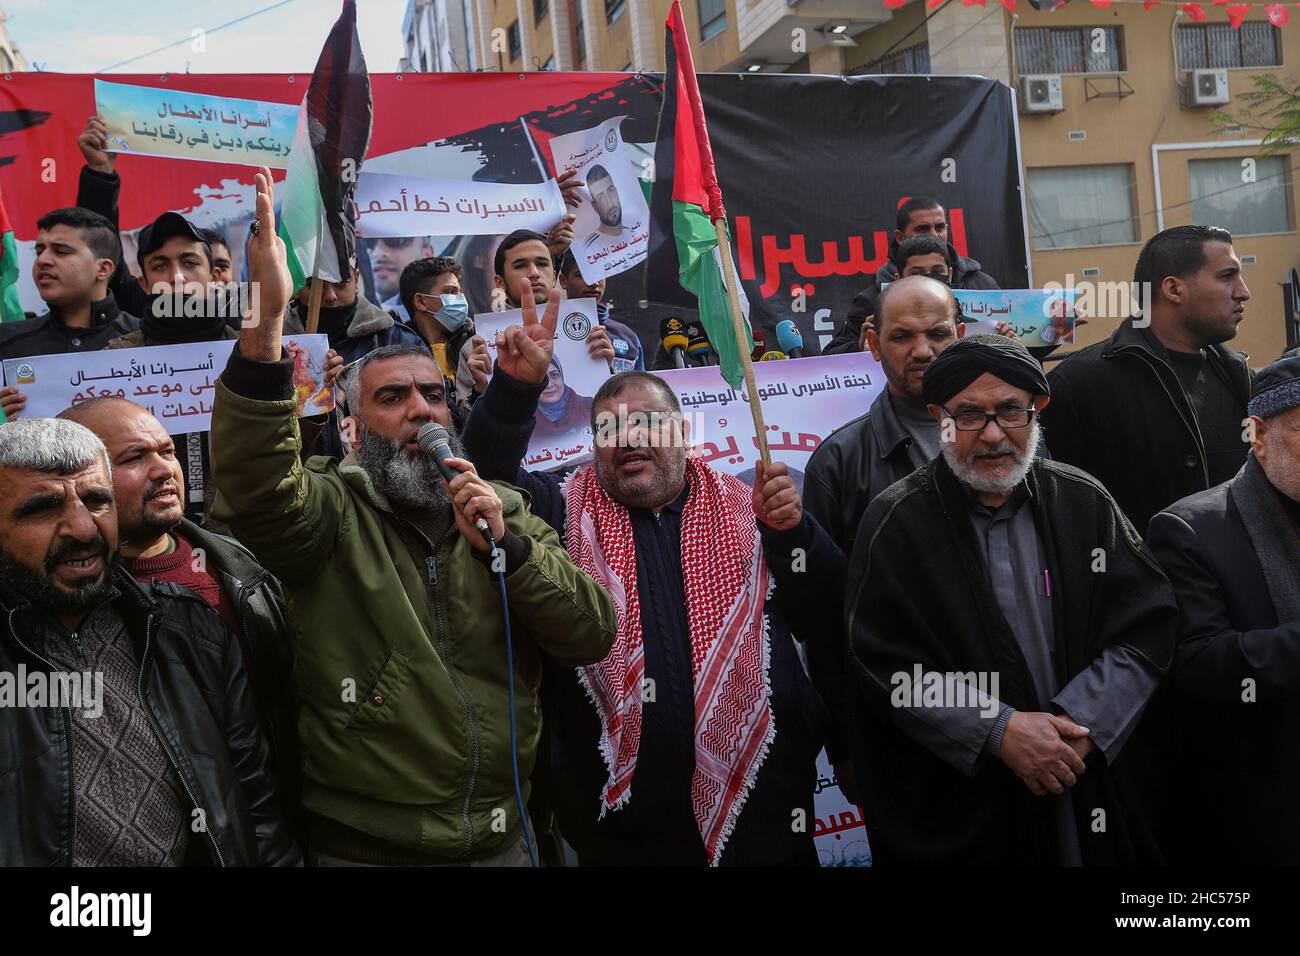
[403,0,1298,360]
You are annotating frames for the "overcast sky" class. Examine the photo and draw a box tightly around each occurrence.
[3,0,410,74]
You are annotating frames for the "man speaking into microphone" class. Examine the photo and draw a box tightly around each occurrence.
[209,168,616,867]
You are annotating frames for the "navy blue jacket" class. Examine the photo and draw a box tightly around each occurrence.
[463,368,842,865]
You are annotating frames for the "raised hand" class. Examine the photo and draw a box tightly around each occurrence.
[77,115,115,174]
[496,278,560,386]
[557,167,585,208]
[547,213,576,260]
[241,166,292,360]
[467,336,492,393]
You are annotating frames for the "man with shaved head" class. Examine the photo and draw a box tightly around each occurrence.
[58,396,301,837]
[845,335,1177,864]
[804,275,984,798]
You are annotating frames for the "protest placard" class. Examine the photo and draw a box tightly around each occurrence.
[953,288,1079,347]
[356,172,565,238]
[651,352,882,488]
[473,298,611,470]
[547,116,650,284]
[2,335,332,435]
[95,79,296,168]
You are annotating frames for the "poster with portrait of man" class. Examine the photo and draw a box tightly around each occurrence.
[547,115,650,285]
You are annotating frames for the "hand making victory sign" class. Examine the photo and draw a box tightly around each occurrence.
[495,276,562,386]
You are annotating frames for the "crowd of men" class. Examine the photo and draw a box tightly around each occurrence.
[0,117,1297,867]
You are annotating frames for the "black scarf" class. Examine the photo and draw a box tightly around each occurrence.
[142,291,232,344]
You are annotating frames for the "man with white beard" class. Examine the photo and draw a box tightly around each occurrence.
[844,334,1178,865]
[1146,353,1300,865]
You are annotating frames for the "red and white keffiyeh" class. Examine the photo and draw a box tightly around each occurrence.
[563,456,774,865]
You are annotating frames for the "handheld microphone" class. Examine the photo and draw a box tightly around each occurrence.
[759,350,787,361]
[776,319,804,359]
[661,317,688,369]
[686,323,713,365]
[750,329,768,362]
[417,423,492,542]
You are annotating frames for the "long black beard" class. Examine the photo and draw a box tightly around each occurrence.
[0,536,121,621]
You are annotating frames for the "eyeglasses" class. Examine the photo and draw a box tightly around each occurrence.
[941,406,1037,431]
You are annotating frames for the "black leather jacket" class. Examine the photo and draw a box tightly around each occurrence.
[804,387,927,561]
[0,567,299,866]
[176,518,302,841]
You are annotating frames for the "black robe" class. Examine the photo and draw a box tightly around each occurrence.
[844,455,1177,865]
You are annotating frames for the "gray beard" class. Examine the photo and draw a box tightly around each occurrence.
[943,421,1040,498]
[1261,444,1300,504]
[355,420,464,512]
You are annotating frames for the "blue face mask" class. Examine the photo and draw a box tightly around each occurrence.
[429,292,468,332]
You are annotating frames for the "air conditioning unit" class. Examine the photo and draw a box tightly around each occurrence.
[1186,69,1229,107]
[1019,74,1063,114]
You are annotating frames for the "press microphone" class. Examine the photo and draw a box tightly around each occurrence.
[750,329,768,362]
[661,317,688,369]
[417,422,492,542]
[776,319,804,359]
[686,323,713,365]
[759,349,787,361]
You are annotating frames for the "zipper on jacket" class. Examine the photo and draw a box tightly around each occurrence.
[7,608,77,865]
[136,611,227,867]
[1111,345,1211,488]
[402,518,480,858]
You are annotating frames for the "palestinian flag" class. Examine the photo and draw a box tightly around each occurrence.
[646,0,752,389]
[0,193,23,324]
[278,0,372,290]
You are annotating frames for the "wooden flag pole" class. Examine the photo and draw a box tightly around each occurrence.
[713,216,770,468]
[305,230,326,334]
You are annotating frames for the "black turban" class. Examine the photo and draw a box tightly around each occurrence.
[921,333,1050,406]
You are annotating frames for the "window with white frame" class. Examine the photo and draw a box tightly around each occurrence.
[1028,164,1139,249]
[1189,156,1293,235]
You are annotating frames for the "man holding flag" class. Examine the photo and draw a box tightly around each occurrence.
[460,5,843,864]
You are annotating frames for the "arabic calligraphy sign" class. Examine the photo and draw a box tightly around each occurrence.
[95,80,297,169]
[2,334,332,435]
[651,352,883,487]
[546,116,650,284]
[355,172,565,238]
[953,288,1079,347]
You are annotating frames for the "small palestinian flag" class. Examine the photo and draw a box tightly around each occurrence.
[277,0,373,291]
[0,192,23,324]
[646,0,752,389]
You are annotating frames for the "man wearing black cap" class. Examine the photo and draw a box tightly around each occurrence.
[845,334,1177,865]
[1146,354,1300,864]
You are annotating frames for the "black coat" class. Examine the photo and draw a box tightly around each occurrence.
[177,518,303,842]
[0,567,299,866]
[0,294,139,359]
[1146,477,1300,865]
[1041,316,1252,532]
[846,455,1177,865]
[823,246,998,355]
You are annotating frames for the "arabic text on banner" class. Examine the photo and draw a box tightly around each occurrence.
[356,172,565,238]
[473,298,611,470]
[546,116,650,284]
[94,79,296,169]
[2,335,333,436]
[953,288,1079,347]
[649,352,883,488]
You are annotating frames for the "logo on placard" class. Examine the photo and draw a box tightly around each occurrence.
[14,363,35,384]
[563,311,592,341]
[605,129,618,152]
